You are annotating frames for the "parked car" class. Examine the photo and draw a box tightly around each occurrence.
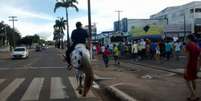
[11,47,29,59]
[35,45,41,52]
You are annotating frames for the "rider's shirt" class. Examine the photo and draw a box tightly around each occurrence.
[71,28,89,45]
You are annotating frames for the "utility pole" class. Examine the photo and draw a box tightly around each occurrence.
[9,16,18,30]
[88,0,92,59]
[8,16,18,49]
[115,10,123,32]
[65,8,70,48]
[184,13,186,40]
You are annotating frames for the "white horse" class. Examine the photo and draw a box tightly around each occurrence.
[70,44,94,97]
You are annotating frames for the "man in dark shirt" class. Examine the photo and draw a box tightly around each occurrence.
[65,22,89,66]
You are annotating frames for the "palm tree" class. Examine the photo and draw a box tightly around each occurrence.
[54,0,79,48]
[0,21,5,47]
[0,21,21,50]
[53,17,65,48]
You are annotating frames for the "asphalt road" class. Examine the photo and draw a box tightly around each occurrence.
[0,48,66,68]
[0,48,101,101]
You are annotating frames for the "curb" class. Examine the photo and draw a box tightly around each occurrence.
[133,62,183,74]
[105,85,138,101]
[94,74,138,101]
[128,62,201,79]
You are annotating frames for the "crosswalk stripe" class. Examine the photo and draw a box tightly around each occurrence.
[0,79,5,85]
[0,78,25,101]
[50,77,69,99]
[21,78,44,101]
[68,77,95,98]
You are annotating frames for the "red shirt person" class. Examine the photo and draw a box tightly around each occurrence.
[185,41,200,80]
[103,47,111,67]
[184,34,201,101]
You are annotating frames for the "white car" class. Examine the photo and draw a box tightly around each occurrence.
[11,47,29,59]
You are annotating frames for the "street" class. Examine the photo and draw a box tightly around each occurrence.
[0,48,101,101]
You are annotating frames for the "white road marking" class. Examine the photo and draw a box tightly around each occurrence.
[94,74,113,80]
[50,77,69,99]
[92,81,100,89]
[21,78,44,101]
[0,67,66,70]
[68,77,95,98]
[0,78,25,101]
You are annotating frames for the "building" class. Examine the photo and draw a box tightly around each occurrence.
[114,18,165,37]
[150,1,201,37]
[84,24,97,41]
[96,31,114,45]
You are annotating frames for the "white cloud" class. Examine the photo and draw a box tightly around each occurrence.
[17,22,54,40]
[0,6,54,21]
[71,0,194,33]
[0,0,196,40]
[0,4,55,40]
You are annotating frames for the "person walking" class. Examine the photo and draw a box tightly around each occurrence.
[101,45,105,54]
[165,40,172,61]
[92,44,96,59]
[155,42,160,61]
[131,41,138,61]
[184,34,201,101]
[113,44,120,64]
[102,46,111,67]
[174,40,182,60]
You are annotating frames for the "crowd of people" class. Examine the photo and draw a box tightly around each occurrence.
[92,34,201,101]
[130,38,184,61]
[93,37,188,67]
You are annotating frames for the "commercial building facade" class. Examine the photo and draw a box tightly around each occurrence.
[114,18,165,37]
[84,24,97,41]
[150,1,201,37]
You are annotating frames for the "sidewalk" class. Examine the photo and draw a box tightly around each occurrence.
[0,51,10,60]
[93,56,201,101]
[122,55,186,69]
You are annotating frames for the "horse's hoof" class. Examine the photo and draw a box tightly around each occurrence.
[82,93,86,97]
[78,90,82,95]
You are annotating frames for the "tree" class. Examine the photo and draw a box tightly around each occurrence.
[0,21,6,47]
[5,24,21,49]
[54,0,79,47]
[32,34,40,43]
[53,18,65,48]
[17,34,42,48]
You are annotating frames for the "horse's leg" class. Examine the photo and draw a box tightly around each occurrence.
[77,75,83,94]
[79,75,83,88]
[82,68,94,97]
[80,52,94,97]
[76,71,81,91]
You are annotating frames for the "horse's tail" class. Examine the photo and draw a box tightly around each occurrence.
[81,53,94,97]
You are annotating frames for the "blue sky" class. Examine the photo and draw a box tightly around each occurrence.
[0,0,194,40]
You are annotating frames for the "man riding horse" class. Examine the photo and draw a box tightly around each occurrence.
[65,22,89,67]
[65,22,93,97]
